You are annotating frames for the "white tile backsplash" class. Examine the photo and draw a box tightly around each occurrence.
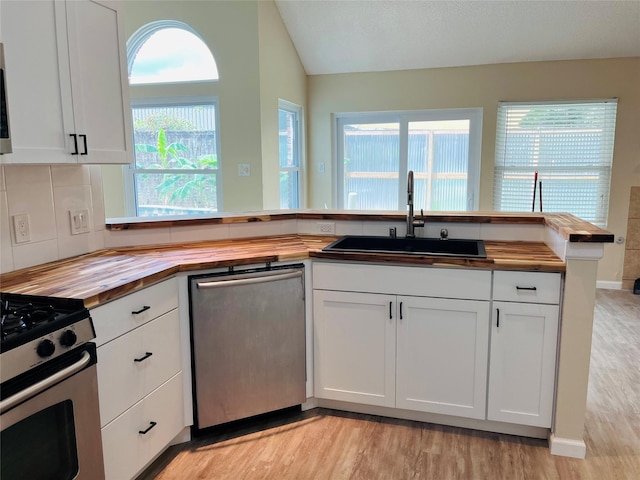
[479,224,545,242]
[0,191,14,273]
[51,165,91,187]
[1,165,103,272]
[169,224,230,243]
[229,221,285,238]
[423,222,482,239]
[5,166,56,244]
[12,239,59,270]
[89,166,106,231]
[103,227,172,248]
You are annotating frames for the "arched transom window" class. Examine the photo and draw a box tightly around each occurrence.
[128,20,219,85]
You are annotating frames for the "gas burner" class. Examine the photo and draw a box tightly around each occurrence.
[1,302,58,340]
[0,292,96,384]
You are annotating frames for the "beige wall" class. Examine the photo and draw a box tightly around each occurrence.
[104,0,306,215]
[107,0,264,214]
[307,58,640,282]
[258,0,307,209]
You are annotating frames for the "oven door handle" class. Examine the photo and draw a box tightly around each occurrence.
[0,350,92,414]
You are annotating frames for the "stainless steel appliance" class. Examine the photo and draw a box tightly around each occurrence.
[0,43,12,154]
[189,264,306,431]
[0,293,104,480]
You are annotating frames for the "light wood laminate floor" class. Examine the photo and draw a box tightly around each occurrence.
[138,289,640,480]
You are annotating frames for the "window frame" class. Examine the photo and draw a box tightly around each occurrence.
[334,108,483,211]
[127,20,219,86]
[278,99,305,209]
[124,96,222,217]
[492,99,618,227]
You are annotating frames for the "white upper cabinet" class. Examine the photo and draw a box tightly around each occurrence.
[0,0,132,164]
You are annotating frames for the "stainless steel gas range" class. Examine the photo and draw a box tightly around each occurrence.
[0,292,105,480]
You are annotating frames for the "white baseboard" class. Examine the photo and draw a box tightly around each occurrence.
[597,281,622,290]
[302,398,319,411]
[549,434,586,458]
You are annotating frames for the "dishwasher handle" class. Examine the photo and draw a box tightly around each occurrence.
[196,269,303,290]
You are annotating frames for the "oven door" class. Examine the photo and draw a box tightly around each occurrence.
[0,343,104,480]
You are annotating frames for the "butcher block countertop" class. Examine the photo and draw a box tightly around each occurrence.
[106,211,614,243]
[0,235,564,308]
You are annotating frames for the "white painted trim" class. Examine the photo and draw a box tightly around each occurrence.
[302,399,319,411]
[596,281,622,290]
[565,242,604,260]
[549,433,587,458]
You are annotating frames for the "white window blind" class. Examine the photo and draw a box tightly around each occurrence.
[493,100,617,227]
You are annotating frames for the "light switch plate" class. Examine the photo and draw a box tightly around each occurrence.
[70,209,90,235]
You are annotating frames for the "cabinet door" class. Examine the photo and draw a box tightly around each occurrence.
[487,302,559,427]
[65,0,132,164]
[396,296,490,419]
[0,0,131,165]
[0,0,71,164]
[313,290,396,407]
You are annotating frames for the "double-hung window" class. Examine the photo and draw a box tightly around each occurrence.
[127,99,221,216]
[493,100,617,226]
[336,109,482,211]
[279,100,303,209]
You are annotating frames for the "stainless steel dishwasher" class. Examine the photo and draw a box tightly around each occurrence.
[189,264,306,431]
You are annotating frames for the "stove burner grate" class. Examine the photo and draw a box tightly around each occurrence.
[1,301,58,341]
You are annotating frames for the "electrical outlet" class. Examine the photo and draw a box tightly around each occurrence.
[70,209,90,235]
[238,164,251,177]
[13,214,31,243]
[317,222,335,234]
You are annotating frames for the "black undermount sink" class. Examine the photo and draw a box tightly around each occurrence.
[323,235,487,258]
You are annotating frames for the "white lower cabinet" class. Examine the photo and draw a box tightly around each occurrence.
[313,263,563,433]
[92,278,185,480]
[396,296,490,419]
[313,263,491,420]
[314,290,396,407]
[487,301,559,427]
[101,372,184,480]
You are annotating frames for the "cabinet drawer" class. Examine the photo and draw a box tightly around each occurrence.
[493,271,561,305]
[97,309,182,427]
[92,277,178,346]
[101,372,184,480]
[313,262,491,300]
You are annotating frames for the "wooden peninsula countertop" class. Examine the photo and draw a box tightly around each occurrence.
[0,235,565,308]
[106,211,614,243]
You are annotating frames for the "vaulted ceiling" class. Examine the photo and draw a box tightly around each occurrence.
[274,0,640,75]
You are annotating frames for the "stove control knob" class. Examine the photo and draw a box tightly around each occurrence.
[37,339,56,357]
[59,330,77,347]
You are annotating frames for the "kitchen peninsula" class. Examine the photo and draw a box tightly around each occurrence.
[0,211,613,473]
